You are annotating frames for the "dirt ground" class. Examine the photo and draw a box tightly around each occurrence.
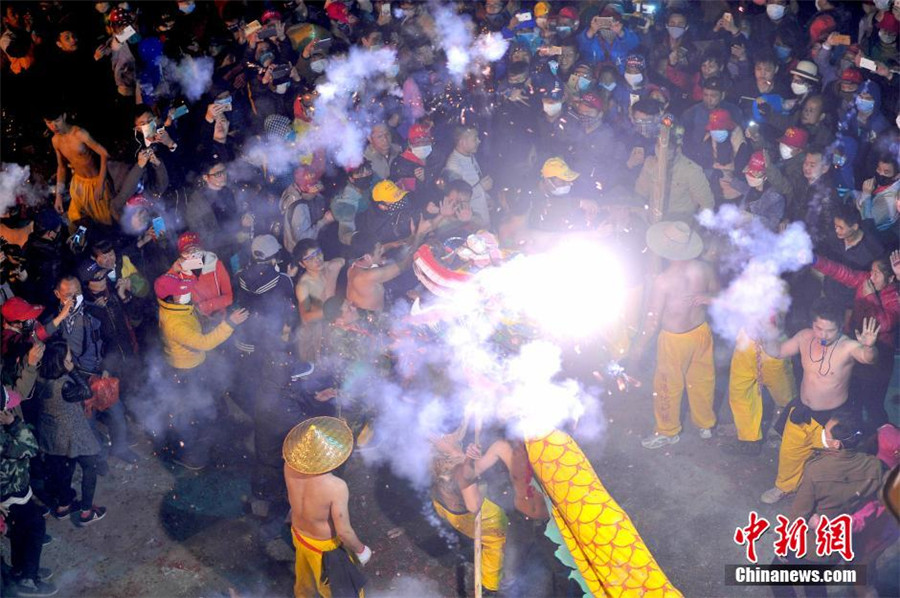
[5,354,899,598]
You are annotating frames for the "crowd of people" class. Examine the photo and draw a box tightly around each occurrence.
[1,0,899,596]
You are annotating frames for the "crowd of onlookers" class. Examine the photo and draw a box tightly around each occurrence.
[1,0,898,596]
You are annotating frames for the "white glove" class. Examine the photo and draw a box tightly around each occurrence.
[357,545,372,566]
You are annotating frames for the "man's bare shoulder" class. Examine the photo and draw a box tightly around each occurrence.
[327,258,346,271]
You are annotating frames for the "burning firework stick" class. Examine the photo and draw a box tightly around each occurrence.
[526,429,682,597]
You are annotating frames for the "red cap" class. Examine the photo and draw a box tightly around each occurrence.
[1,297,44,322]
[558,7,579,20]
[154,274,196,300]
[125,194,151,209]
[261,9,281,23]
[878,13,899,35]
[326,2,350,24]
[706,109,736,131]
[408,122,433,144]
[840,67,864,84]
[779,126,809,149]
[745,150,766,175]
[177,232,202,254]
[579,92,604,112]
[808,14,836,43]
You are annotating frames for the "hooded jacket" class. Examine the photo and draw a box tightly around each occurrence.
[190,250,233,318]
[157,298,234,369]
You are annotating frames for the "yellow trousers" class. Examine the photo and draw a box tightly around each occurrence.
[291,528,364,598]
[433,499,507,591]
[653,322,716,436]
[728,334,796,441]
[69,173,113,227]
[775,410,824,493]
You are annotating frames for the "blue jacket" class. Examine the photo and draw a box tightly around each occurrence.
[576,28,639,72]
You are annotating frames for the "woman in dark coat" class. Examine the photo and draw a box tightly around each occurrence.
[37,341,106,526]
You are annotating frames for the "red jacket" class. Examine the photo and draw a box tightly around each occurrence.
[190,251,233,318]
[813,256,899,350]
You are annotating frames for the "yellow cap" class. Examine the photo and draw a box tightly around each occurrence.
[373,180,408,204]
[534,2,550,17]
[541,157,579,182]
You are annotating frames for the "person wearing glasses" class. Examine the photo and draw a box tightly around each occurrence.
[185,157,249,263]
[292,239,344,362]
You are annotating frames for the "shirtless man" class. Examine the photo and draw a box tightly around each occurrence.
[759,299,880,504]
[44,109,112,227]
[630,221,719,449]
[283,417,371,598]
[346,222,423,313]
[294,239,344,360]
[467,435,571,596]
[430,426,507,594]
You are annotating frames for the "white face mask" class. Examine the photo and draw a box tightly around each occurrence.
[766,4,786,21]
[895,112,900,131]
[624,72,643,86]
[710,129,728,143]
[310,59,326,73]
[874,0,891,9]
[879,31,897,45]
[73,294,84,311]
[779,143,795,161]
[543,101,562,116]
[550,183,571,196]
[791,82,810,96]
[140,121,157,139]
[746,174,765,188]
[411,144,433,159]
[274,82,289,95]
[115,25,136,43]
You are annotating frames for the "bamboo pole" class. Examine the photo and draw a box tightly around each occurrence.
[473,422,483,598]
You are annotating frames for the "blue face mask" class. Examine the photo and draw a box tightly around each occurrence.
[774,45,791,62]
[548,60,558,75]
[855,97,874,113]
[599,81,616,91]
[710,129,728,143]
[179,2,195,14]
[557,25,572,35]
[577,76,591,92]
[259,52,275,66]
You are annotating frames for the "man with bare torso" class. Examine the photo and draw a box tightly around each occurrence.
[430,427,507,594]
[467,435,572,596]
[283,417,371,598]
[294,239,344,361]
[759,299,879,504]
[630,221,719,449]
[346,222,423,313]
[44,109,112,227]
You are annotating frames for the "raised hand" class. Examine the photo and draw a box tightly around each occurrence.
[890,250,900,278]
[854,317,880,347]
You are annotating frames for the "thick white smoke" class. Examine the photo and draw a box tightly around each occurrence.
[162,56,215,101]
[698,205,813,342]
[301,46,398,168]
[0,163,30,215]
[432,3,508,81]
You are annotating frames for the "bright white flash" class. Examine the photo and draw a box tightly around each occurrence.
[478,238,626,340]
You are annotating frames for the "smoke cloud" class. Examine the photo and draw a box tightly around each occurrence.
[698,205,813,342]
[161,56,216,102]
[431,3,508,81]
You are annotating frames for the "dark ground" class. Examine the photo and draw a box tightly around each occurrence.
[4,350,899,598]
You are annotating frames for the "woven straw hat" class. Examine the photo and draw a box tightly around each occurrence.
[283,417,354,474]
[646,221,703,261]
